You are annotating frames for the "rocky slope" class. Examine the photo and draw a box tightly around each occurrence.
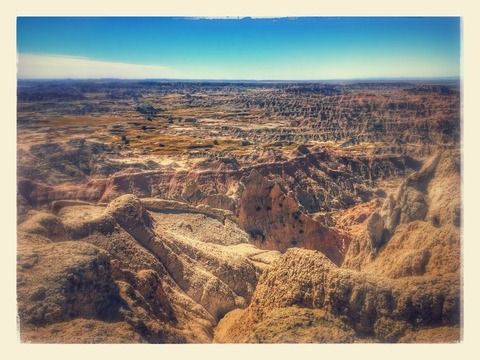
[343,150,460,277]
[18,194,280,343]
[215,248,459,343]
[17,139,418,263]
[214,151,461,343]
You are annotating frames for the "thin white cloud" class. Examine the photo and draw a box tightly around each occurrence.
[17,53,177,79]
[16,52,458,81]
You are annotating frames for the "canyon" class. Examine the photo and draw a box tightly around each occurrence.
[16,80,461,343]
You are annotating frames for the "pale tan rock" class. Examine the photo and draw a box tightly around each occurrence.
[216,248,460,343]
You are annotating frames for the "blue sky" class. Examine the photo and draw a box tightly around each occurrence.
[16,17,461,80]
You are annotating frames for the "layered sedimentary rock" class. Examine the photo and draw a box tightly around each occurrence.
[17,139,418,263]
[17,81,461,343]
[343,151,461,277]
[215,248,460,343]
[215,151,461,343]
[18,194,279,343]
[236,169,347,264]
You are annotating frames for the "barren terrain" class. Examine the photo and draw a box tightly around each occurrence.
[17,80,461,343]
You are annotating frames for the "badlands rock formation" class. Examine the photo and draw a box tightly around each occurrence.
[18,194,280,342]
[17,80,461,343]
[215,151,460,343]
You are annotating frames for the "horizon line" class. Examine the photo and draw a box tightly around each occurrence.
[17,76,461,82]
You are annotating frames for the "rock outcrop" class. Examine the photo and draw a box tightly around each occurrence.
[236,169,347,264]
[17,239,123,326]
[18,194,280,343]
[215,248,460,343]
[343,151,461,277]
